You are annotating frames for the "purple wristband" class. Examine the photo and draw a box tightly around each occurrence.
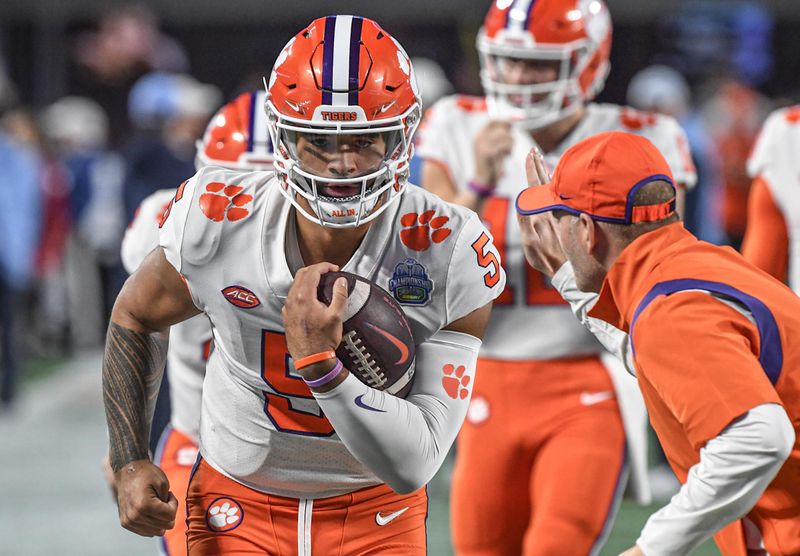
[304,359,344,389]
[467,179,495,198]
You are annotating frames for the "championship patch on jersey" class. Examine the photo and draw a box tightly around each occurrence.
[205,497,243,533]
[388,258,434,306]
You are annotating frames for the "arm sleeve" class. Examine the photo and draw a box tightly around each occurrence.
[121,190,174,274]
[551,262,633,371]
[741,176,789,282]
[312,329,481,494]
[650,115,698,189]
[636,403,795,556]
[633,293,782,449]
[445,211,506,324]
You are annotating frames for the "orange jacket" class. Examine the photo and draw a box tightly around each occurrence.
[589,222,800,556]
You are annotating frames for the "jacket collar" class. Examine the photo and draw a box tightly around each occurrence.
[588,222,695,331]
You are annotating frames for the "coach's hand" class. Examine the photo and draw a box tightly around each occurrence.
[115,459,177,537]
[283,262,347,363]
[517,148,566,278]
[619,545,645,556]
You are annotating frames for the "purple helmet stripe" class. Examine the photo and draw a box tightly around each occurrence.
[321,15,336,105]
[523,0,537,29]
[348,17,364,105]
[246,91,256,152]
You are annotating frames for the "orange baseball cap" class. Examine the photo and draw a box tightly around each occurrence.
[516,131,676,224]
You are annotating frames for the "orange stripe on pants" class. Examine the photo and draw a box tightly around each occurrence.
[186,458,428,555]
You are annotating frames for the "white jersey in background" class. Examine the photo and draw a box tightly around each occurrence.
[417,97,697,361]
[747,106,800,293]
[122,188,212,443]
[158,166,505,498]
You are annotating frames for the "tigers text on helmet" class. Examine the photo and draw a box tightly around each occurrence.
[477,0,612,130]
[266,15,422,228]
[195,90,275,172]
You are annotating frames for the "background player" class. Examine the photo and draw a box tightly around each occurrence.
[416,1,697,554]
[103,16,505,554]
[741,105,800,289]
[118,89,273,556]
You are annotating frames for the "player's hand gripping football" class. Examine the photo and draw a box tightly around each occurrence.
[516,148,567,278]
[114,458,178,537]
[473,120,514,188]
[283,262,349,380]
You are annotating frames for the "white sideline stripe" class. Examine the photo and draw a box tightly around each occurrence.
[331,15,353,106]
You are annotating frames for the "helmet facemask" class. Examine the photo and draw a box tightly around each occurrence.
[477,32,607,130]
[267,99,421,228]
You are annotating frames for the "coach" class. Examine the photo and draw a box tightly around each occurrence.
[515,131,799,556]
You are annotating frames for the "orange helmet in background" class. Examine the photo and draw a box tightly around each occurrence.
[478,0,612,129]
[266,15,422,228]
[195,90,274,171]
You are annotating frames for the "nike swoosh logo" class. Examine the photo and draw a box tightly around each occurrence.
[579,391,614,406]
[378,101,397,114]
[364,322,410,365]
[355,394,386,413]
[559,193,574,200]
[375,507,409,526]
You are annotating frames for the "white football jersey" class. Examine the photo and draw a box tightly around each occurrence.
[747,106,800,293]
[158,166,505,498]
[122,188,212,443]
[417,96,697,360]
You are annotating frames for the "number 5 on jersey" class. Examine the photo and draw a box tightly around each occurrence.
[261,330,335,437]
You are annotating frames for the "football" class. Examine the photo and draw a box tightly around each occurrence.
[317,271,416,398]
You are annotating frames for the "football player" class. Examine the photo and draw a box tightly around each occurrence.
[102,15,505,555]
[416,1,697,554]
[741,106,800,290]
[118,89,274,556]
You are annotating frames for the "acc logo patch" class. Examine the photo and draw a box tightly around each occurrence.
[205,497,243,533]
[222,285,261,309]
[389,258,433,306]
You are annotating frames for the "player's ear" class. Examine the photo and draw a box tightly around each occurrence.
[576,213,596,255]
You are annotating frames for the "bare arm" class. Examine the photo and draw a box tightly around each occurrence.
[422,160,488,213]
[102,247,200,536]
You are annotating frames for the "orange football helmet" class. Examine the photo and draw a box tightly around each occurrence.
[477,0,612,129]
[266,15,421,228]
[195,90,274,171]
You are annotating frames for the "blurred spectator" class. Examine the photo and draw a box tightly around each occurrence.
[70,4,189,148]
[410,58,454,186]
[2,109,72,355]
[41,97,127,343]
[700,81,771,247]
[122,72,221,222]
[627,65,725,244]
[0,119,41,409]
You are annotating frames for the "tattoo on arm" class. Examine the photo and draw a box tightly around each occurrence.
[102,322,168,472]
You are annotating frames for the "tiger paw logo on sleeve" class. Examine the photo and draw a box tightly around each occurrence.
[199,182,253,222]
